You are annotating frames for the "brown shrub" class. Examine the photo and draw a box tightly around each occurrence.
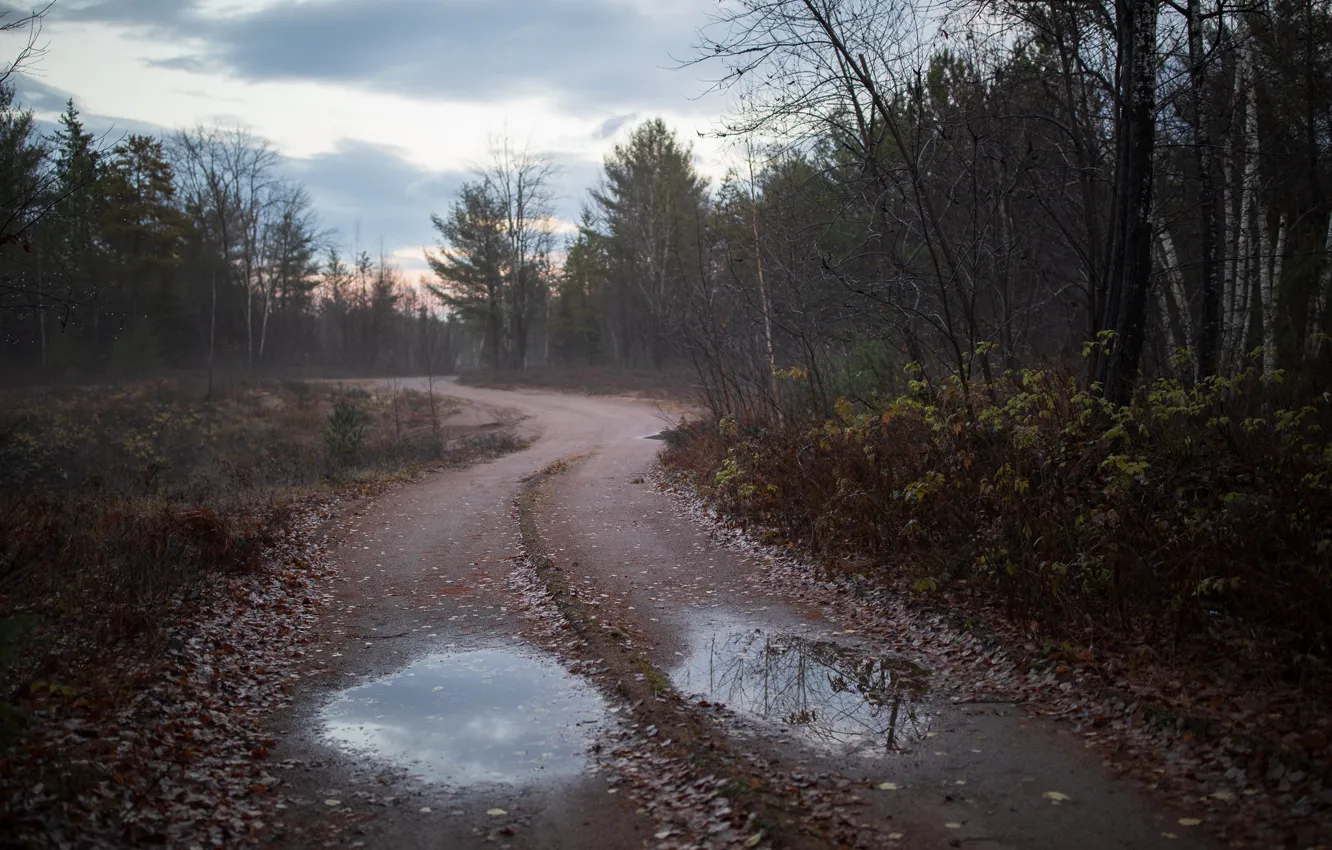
[0,379,504,660]
[663,367,1332,680]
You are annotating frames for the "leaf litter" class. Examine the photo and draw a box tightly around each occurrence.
[0,494,345,848]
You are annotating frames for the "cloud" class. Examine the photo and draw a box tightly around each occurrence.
[148,55,212,74]
[2,83,620,274]
[13,73,171,142]
[594,112,638,140]
[290,138,613,267]
[285,138,470,270]
[56,0,713,113]
[9,74,75,113]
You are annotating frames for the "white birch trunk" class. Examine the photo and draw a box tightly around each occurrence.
[1156,227,1193,356]
[258,267,272,363]
[1263,214,1286,372]
[1311,213,1332,346]
[1238,44,1263,367]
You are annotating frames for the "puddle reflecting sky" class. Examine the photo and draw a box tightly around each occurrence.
[320,649,606,785]
[674,626,929,755]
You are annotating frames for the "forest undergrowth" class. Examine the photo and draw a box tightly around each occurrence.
[662,363,1332,801]
[0,379,519,723]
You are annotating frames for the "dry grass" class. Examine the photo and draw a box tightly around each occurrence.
[0,378,521,691]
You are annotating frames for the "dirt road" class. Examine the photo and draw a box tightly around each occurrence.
[269,378,1218,850]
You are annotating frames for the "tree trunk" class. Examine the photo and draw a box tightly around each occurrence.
[1096,0,1160,404]
[258,268,272,364]
[207,264,217,401]
[1189,0,1222,377]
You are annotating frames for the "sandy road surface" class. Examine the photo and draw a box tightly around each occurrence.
[269,378,1217,850]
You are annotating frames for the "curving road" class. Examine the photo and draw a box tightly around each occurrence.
[270,378,1217,850]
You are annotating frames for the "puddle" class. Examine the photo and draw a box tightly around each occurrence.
[674,626,929,755]
[320,648,606,785]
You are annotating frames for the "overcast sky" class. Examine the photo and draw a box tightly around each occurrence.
[4,0,733,276]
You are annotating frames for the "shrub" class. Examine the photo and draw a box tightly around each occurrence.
[663,365,1332,679]
[323,399,366,463]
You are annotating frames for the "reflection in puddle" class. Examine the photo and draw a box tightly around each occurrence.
[675,627,929,754]
[320,649,605,785]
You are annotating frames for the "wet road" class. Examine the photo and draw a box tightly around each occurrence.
[271,378,1218,850]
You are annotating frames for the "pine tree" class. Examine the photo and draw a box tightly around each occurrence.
[427,181,508,368]
[46,99,107,364]
[591,118,708,368]
[101,134,187,369]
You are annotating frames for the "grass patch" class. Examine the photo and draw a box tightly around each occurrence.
[0,378,520,705]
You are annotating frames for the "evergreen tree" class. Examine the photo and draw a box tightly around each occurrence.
[101,134,187,369]
[590,118,708,368]
[427,181,508,368]
[549,210,607,365]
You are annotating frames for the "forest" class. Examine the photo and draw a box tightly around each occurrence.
[8,0,1330,400]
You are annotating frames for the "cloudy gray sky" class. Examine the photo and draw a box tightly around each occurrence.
[4,0,732,275]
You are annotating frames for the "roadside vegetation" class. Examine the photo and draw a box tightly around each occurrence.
[0,379,519,716]
[665,362,1332,676]
[660,358,1332,833]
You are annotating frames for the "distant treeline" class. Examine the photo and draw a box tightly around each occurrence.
[0,94,464,385]
[8,0,1332,402]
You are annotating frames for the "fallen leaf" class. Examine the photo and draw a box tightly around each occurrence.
[419,807,431,814]
[877,782,901,791]
[1043,791,1070,802]
[1209,791,1233,801]
[944,822,962,829]
[744,832,764,848]
[1178,818,1201,827]
[324,799,341,807]
[1162,833,1178,839]
[887,834,904,841]
[486,808,507,817]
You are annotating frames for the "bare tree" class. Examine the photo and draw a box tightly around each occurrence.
[171,126,277,392]
[429,139,557,370]
[257,179,319,363]
[0,2,52,92]
[482,138,557,369]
